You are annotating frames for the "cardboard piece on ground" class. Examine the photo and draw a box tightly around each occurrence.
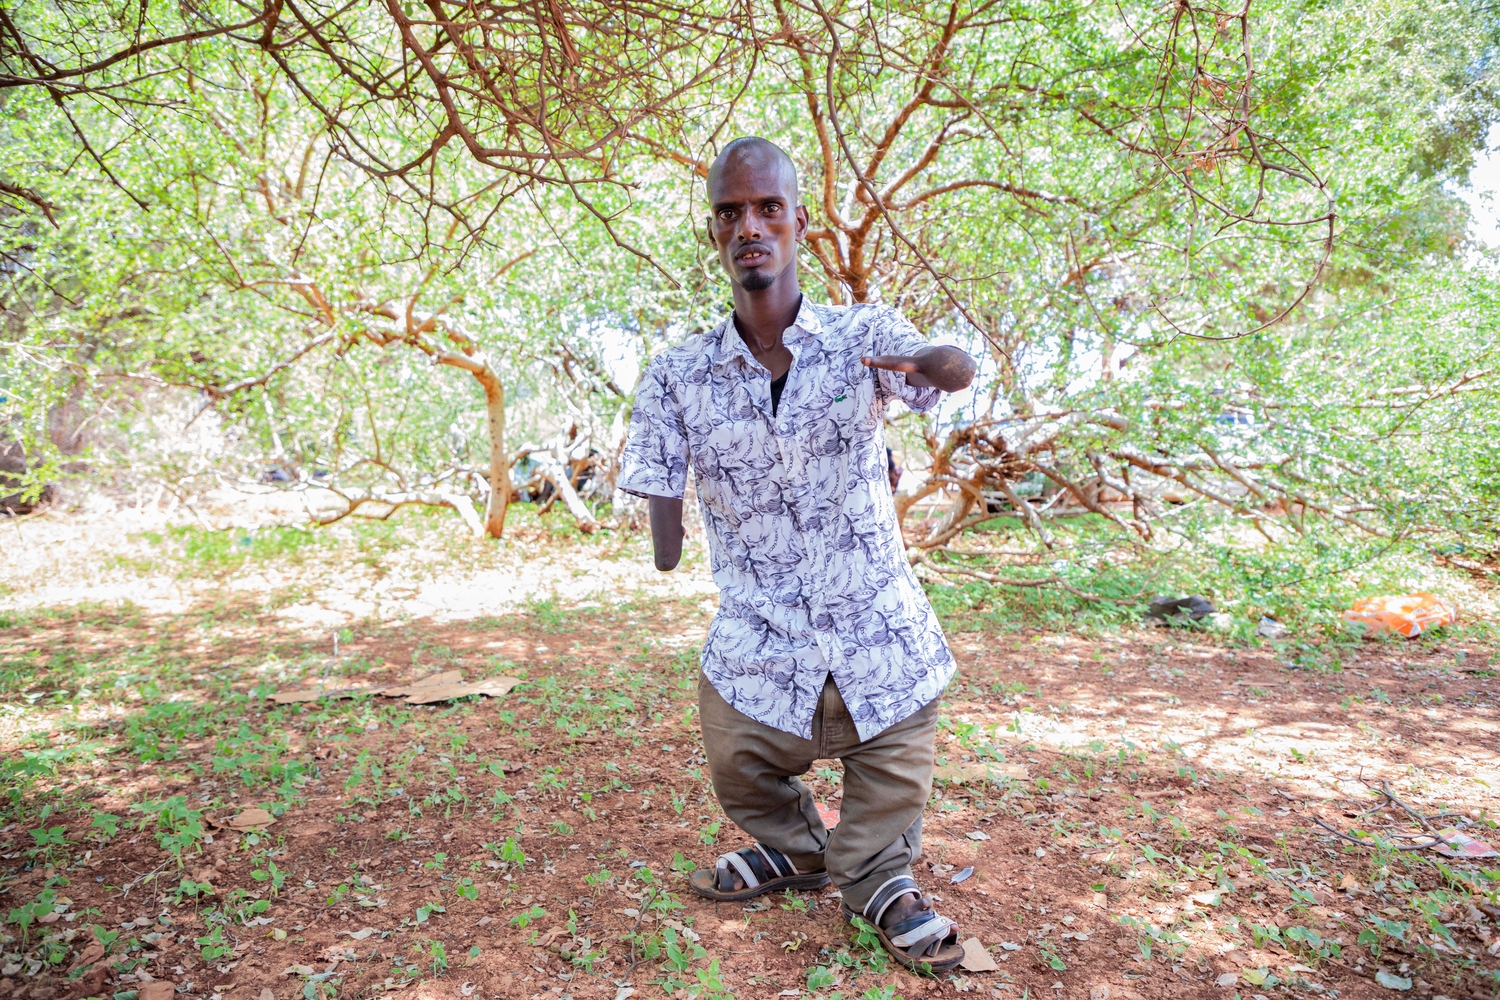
[381,670,465,697]
[226,807,277,831]
[270,685,385,704]
[400,675,522,705]
[935,761,1029,784]
[271,669,521,706]
[959,937,998,972]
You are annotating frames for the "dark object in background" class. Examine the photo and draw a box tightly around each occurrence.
[1143,595,1215,625]
[0,437,53,514]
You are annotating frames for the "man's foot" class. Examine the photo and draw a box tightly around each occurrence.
[848,876,965,974]
[687,844,830,901]
[880,892,960,962]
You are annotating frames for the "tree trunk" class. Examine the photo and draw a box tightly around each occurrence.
[477,368,509,538]
[539,445,599,533]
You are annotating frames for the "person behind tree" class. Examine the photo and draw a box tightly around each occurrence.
[618,137,977,973]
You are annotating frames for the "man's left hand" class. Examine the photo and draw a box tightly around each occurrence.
[862,346,976,393]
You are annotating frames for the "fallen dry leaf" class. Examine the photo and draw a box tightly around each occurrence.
[1339,873,1360,890]
[226,807,276,831]
[259,990,275,1000]
[283,963,315,976]
[1089,987,1111,1000]
[67,941,105,971]
[139,983,176,1000]
[966,830,991,841]
[958,937,998,972]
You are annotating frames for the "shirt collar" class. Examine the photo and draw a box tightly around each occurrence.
[710,296,824,369]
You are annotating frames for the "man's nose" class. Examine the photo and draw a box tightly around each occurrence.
[736,214,761,241]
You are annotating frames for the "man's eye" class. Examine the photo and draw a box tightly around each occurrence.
[765,204,780,214]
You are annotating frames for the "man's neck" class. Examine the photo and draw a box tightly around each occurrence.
[731,279,803,357]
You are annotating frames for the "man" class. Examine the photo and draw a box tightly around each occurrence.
[617,137,976,973]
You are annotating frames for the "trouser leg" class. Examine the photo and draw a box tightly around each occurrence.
[819,683,939,915]
[697,673,828,873]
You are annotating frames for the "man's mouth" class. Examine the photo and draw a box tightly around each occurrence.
[735,247,770,265]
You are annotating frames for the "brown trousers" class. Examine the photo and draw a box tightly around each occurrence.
[697,672,938,913]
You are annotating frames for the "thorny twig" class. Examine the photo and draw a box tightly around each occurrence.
[1309,779,1474,853]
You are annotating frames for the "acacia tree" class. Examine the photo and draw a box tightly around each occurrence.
[0,23,679,537]
[4,0,1499,583]
[621,0,1500,590]
[0,1,752,257]
[1,0,757,535]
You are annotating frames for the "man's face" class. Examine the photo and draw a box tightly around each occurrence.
[706,150,808,292]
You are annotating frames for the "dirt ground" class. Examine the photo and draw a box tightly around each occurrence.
[2,510,1499,1000]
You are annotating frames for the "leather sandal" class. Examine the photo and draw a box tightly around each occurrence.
[687,843,830,901]
[843,875,965,974]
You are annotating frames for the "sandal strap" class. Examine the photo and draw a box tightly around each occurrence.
[889,913,956,950]
[752,843,799,877]
[862,875,921,925]
[716,849,764,889]
[716,843,794,889]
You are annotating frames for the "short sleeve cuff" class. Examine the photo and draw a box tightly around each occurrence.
[878,369,943,413]
[617,458,686,500]
[897,377,943,414]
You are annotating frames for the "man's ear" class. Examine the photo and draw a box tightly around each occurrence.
[794,204,809,242]
[705,217,718,249]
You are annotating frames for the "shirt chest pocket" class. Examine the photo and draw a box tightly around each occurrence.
[816,369,875,430]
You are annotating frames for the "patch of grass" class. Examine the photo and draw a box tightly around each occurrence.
[136,523,326,574]
[926,527,1480,645]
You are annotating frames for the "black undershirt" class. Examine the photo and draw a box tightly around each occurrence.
[770,372,788,416]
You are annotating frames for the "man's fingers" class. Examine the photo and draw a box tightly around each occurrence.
[861,355,920,373]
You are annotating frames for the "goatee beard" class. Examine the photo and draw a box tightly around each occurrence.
[738,268,776,292]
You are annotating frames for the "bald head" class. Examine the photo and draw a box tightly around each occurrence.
[705,136,807,296]
[707,137,799,203]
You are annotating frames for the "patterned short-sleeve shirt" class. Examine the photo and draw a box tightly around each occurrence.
[618,298,956,742]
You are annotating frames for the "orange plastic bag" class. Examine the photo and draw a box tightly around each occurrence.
[1342,593,1456,638]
